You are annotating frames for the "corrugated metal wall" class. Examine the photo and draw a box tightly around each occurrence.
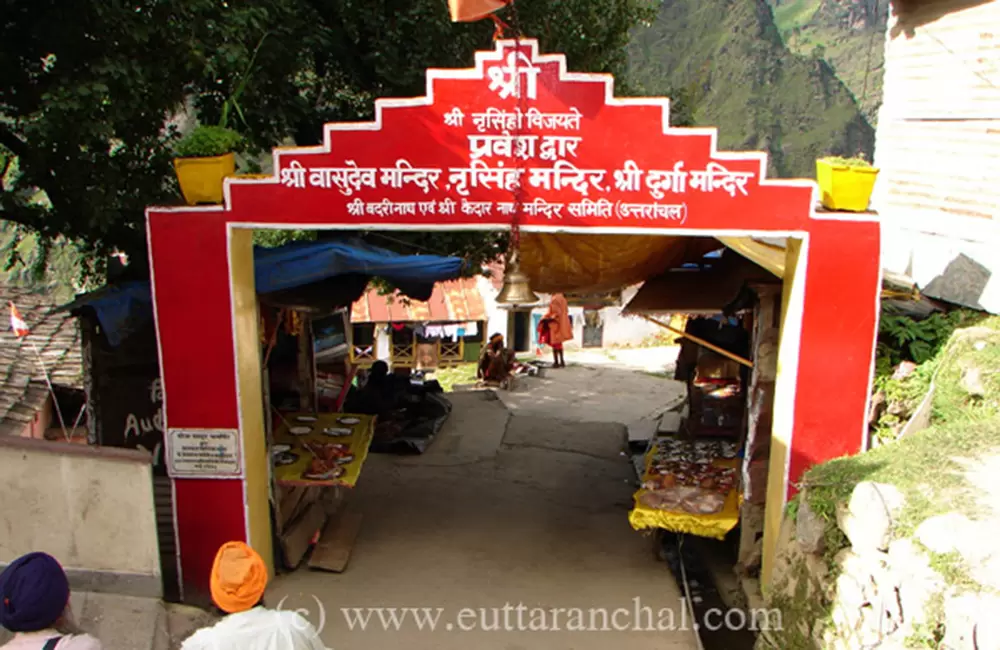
[873,0,1000,222]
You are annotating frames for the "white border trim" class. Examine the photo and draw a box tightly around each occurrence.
[773,235,810,509]
[144,216,184,600]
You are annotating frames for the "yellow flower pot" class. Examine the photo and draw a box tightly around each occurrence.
[816,158,879,212]
[173,153,236,205]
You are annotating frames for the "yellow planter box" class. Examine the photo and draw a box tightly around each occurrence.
[173,153,236,205]
[816,158,879,212]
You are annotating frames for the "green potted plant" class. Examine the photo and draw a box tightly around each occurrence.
[172,125,245,205]
[172,34,266,205]
[816,153,880,212]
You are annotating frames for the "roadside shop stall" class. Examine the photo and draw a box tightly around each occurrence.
[144,39,882,603]
[622,250,778,551]
[60,239,464,597]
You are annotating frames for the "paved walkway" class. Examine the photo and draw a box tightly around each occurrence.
[30,351,692,650]
[499,362,686,425]
[270,372,697,650]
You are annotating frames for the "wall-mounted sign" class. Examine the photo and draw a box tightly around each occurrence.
[167,429,242,478]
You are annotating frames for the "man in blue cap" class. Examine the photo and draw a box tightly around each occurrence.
[0,552,102,649]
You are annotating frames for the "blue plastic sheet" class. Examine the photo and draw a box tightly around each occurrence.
[63,240,464,346]
[253,240,462,295]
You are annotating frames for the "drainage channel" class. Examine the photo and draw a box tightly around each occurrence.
[658,532,758,650]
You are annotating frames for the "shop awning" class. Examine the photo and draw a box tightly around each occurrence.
[59,240,465,346]
[350,277,487,323]
[519,233,721,294]
[623,251,777,315]
[253,240,463,295]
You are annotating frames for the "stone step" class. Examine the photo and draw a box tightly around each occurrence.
[1,592,216,650]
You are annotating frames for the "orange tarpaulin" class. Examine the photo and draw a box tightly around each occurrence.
[519,233,720,294]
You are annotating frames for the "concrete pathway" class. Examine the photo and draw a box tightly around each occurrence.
[270,375,698,650]
[499,362,686,426]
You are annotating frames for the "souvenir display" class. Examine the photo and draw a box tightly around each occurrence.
[637,437,740,515]
[274,451,299,466]
[272,413,375,487]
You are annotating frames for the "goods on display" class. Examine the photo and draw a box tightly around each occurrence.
[273,413,375,487]
[629,435,741,539]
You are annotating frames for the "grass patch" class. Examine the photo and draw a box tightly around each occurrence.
[926,549,980,593]
[426,363,478,392]
[905,592,946,648]
[802,318,1000,574]
[804,417,1000,540]
[772,0,822,33]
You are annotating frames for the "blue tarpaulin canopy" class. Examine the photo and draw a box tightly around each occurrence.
[59,240,465,347]
[253,240,462,294]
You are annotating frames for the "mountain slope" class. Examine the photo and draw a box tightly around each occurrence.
[770,0,889,123]
[628,0,874,178]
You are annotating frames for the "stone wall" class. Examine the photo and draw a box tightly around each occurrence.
[762,481,1000,649]
[0,436,161,598]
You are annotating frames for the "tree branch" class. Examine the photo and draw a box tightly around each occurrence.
[0,125,29,159]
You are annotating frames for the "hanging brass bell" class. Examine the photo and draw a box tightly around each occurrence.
[495,256,539,305]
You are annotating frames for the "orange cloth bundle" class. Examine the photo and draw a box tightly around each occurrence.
[448,0,507,22]
[210,541,268,614]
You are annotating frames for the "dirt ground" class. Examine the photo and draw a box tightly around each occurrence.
[270,365,698,650]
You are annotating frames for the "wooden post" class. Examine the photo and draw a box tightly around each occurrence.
[636,314,754,368]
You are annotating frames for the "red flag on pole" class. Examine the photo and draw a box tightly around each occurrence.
[9,302,29,338]
[448,0,508,22]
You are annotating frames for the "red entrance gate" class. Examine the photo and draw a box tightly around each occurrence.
[146,39,880,602]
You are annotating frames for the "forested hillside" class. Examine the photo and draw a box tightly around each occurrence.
[769,0,889,123]
[629,0,876,178]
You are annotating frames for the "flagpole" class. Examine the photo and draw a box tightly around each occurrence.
[27,336,71,442]
[9,301,71,442]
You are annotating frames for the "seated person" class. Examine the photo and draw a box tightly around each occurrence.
[477,334,516,383]
[343,361,400,417]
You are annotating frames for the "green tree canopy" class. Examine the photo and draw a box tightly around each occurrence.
[1,0,658,283]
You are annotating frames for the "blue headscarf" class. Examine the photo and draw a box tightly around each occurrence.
[0,552,70,632]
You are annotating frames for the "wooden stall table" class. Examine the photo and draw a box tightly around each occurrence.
[271,412,375,572]
[628,437,741,540]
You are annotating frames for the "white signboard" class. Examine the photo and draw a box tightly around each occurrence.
[168,428,242,478]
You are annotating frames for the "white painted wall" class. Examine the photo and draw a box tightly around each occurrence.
[478,279,662,348]
[873,0,1000,314]
[375,326,391,362]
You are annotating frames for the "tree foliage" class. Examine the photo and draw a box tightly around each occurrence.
[1,0,657,283]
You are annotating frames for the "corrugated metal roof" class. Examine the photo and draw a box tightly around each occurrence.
[350,278,487,323]
[0,285,82,436]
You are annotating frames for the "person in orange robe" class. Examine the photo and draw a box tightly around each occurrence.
[543,294,572,368]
